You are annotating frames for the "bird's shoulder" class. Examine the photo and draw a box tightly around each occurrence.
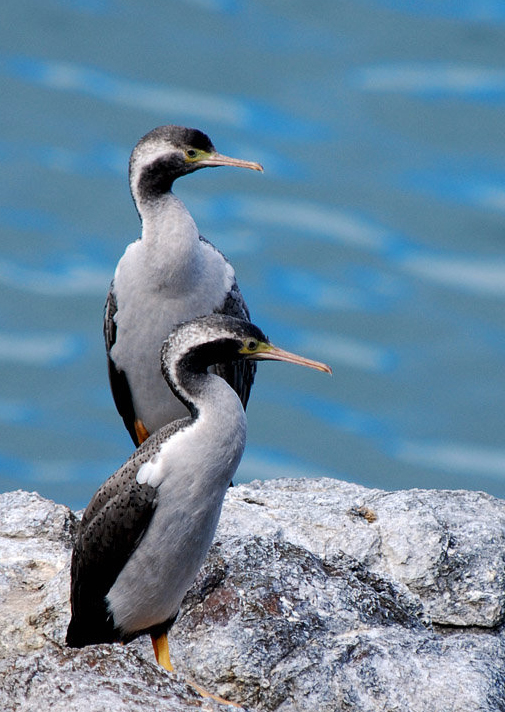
[197,233,225,257]
[197,235,256,408]
[195,236,249,318]
[80,417,193,532]
[216,278,251,321]
[73,418,194,593]
[197,233,234,267]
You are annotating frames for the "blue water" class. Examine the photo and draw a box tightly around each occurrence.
[1,0,505,509]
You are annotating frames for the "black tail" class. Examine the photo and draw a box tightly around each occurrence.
[66,608,118,648]
[66,616,87,648]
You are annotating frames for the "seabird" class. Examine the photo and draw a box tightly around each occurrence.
[67,314,331,688]
[105,125,263,447]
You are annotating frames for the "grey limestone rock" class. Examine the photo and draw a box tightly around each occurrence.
[0,480,504,711]
[219,478,505,628]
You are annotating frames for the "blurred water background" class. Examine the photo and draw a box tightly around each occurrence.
[1,0,505,510]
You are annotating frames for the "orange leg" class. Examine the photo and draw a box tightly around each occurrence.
[151,632,173,672]
[150,633,239,707]
[185,677,241,708]
[134,419,150,444]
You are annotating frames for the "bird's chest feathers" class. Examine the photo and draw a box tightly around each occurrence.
[105,385,246,634]
[137,389,247,493]
[108,394,245,625]
[110,196,237,429]
[140,198,201,289]
[114,204,234,324]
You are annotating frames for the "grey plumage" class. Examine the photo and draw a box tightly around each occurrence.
[67,314,330,655]
[105,125,262,446]
[69,316,257,648]
[66,420,189,646]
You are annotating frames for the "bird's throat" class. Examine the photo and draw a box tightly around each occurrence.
[140,193,203,290]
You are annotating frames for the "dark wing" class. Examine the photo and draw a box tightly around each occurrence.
[197,235,256,409]
[66,420,190,647]
[213,277,257,410]
[104,284,140,446]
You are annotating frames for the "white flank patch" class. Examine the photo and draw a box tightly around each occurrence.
[136,451,165,488]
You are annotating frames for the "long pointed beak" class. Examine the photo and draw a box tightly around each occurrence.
[197,152,263,172]
[253,344,332,374]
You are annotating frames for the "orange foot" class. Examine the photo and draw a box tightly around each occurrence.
[151,633,240,707]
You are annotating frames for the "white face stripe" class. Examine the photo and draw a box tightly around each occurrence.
[161,318,247,410]
[163,320,240,376]
[130,140,182,200]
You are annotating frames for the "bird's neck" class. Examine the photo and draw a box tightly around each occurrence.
[138,192,203,288]
[135,373,246,517]
[169,373,247,491]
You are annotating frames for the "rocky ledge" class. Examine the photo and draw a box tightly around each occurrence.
[0,478,504,711]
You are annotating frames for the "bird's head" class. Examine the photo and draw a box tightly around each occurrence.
[129,125,263,208]
[161,314,331,392]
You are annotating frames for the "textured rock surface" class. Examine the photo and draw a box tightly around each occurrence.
[219,478,505,627]
[1,480,504,711]
[0,490,238,712]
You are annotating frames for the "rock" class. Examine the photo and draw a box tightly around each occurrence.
[0,645,227,712]
[0,490,236,712]
[218,479,505,628]
[0,481,504,711]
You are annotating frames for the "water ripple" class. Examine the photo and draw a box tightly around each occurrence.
[0,456,120,485]
[266,265,400,312]
[0,399,39,424]
[261,383,389,439]
[180,0,243,12]
[354,63,505,100]
[235,446,340,484]
[0,205,61,233]
[50,0,115,14]
[291,330,396,373]
[0,54,318,137]
[0,256,110,296]
[475,184,505,211]
[399,253,505,298]
[236,196,399,251]
[267,266,369,311]
[0,331,85,366]
[400,167,505,213]
[256,315,396,373]
[392,439,505,480]
[366,1,505,21]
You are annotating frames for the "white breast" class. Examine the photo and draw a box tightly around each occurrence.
[111,195,235,432]
[106,380,246,635]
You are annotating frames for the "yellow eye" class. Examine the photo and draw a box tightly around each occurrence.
[239,337,265,355]
[186,149,198,160]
